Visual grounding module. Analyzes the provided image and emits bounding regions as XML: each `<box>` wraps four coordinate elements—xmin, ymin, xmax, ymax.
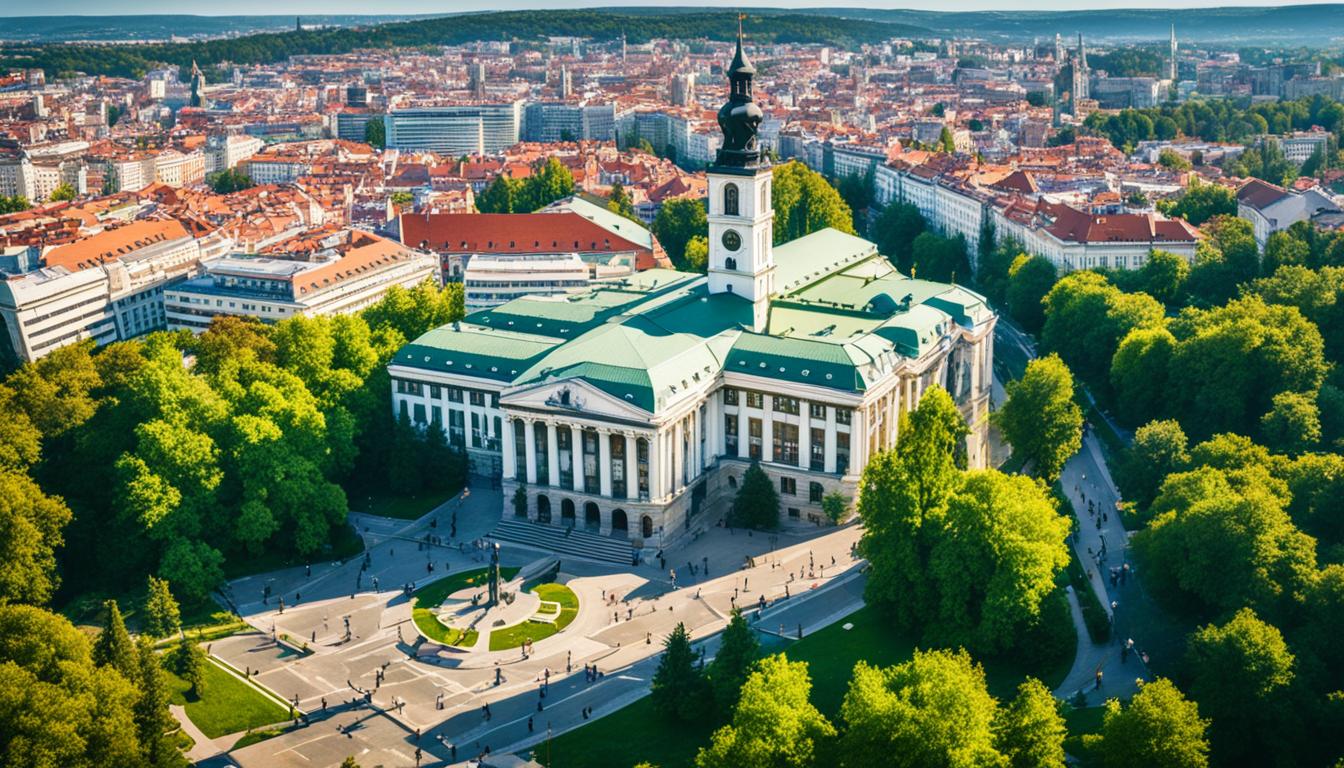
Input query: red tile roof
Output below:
<box><xmin>399</xmin><ymin>212</ymin><xmax>655</xmax><ymax>268</ymax></box>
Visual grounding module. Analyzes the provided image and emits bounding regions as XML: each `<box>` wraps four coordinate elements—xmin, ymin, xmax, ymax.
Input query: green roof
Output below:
<box><xmin>396</xmin><ymin>324</ymin><xmax>559</xmax><ymax>381</ymax></box>
<box><xmin>726</xmin><ymin>331</ymin><xmax>865</xmax><ymax>392</ymax></box>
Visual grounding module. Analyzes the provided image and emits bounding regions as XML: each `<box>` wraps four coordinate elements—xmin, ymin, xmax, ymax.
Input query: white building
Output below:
<box><xmin>1237</xmin><ymin>178</ymin><xmax>1341</xmax><ymax>247</ymax></box>
<box><xmin>463</xmin><ymin>253</ymin><xmax>590</xmax><ymax>308</ymax></box>
<box><xmin>206</xmin><ymin>134</ymin><xmax>265</xmax><ymax>173</ymax></box>
<box><xmin>164</xmin><ymin>230</ymin><xmax>439</xmax><ymax>330</ymax></box>
<box><xmin>0</xmin><ymin>218</ymin><xmax>223</xmax><ymax>361</ymax></box>
<box><xmin>387</xmin><ymin>33</ymin><xmax>996</xmax><ymax>553</ymax></box>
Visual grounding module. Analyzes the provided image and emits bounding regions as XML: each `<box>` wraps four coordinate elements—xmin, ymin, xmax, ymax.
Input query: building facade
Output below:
<box><xmin>384</xmin><ymin>102</ymin><xmax>524</xmax><ymax>155</ymax></box>
<box><xmin>386</xmin><ymin>31</ymin><xmax>996</xmax><ymax>555</ymax></box>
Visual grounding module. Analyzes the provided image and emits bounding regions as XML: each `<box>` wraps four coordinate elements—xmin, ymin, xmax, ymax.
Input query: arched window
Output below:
<box><xmin>725</xmin><ymin>256</ymin><xmax>737</xmax><ymax>271</ymax></box>
<box><xmin>723</xmin><ymin>183</ymin><xmax>739</xmax><ymax>216</ymax></box>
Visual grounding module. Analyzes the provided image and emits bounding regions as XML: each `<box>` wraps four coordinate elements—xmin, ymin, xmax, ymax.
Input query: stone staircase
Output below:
<box><xmin>489</xmin><ymin>519</ymin><xmax>635</xmax><ymax>565</ymax></box>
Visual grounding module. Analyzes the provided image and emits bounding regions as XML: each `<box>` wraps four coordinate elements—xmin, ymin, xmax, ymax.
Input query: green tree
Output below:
<box><xmin>1115</xmin><ymin>419</ymin><xmax>1190</xmax><ymax>514</ymax></box>
<box><xmin>134</xmin><ymin>638</ymin><xmax>178</xmax><ymax>768</ymax></box>
<box><xmin>1042</xmin><ymin>271</ymin><xmax>1165</xmax><ymax>396</ymax></box>
<box><xmin>207</xmin><ymin>167</ymin><xmax>254</xmax><ymax>194</ymax></box>
<box><xmin>696</xmin><ymin>654</ymin><xmax>834</xmax><ymax>768</ymax></box>
<box><xmin>684</xmin><ymin>235</ymin><xmax>709</xmax><ymax>272</ymax></box>
<box><xmin>390</xmin><ymin>190</ymin><xmax>413</xmax><ymax>207</ymax></box>
<box><xmin>0</xmin><ymin>604</ymin><xmax>144</xmax><ymax>768</ymax></box>
<box><xmin>1140</xmin><ymin>249</ymin><xmax>1190</xmax><ymax>306</ymax></box>
<box><xmin>0</xmin><ymin>195</ymin><xmax>32</xmax><ymax>214</ymax></box>
<box><xmin>1135</xmin><ymin>473</ymin><xmax>1316</xmax><ymax>620</ymax></box>
<box><xmin>1261</xmin><ymin>231</ymin><xmax>1311</xmax><ymax>274</ymax></box>
<box><xmin>1166</xmin><ymin>295</ymin><xmax>1327</xmax><ymax>440</ymax></box>
<box><xmin>48</xmin><ymin>182</ymin><xmax>76</xmax><ymax>202</ymax></box>
<box><xmin>1089</xmin><ymin>678</ymin><xmax>1209</xmax><ymax>768</ymax></box>
<box><xmin>1110</xmin><ymin>326</ymin><xmax>1176</xmax><ymax>428</ymax></box>
<box><xmin>930</xmin><ymin>470</ymin><xmax>1070</xmax><ymax>651</ymax></box>
<box><xmin>835</xmin><ymin>167</ymin><xmax>875</xmax><ymax>233</ymax></box>
<box><xmin>995</xmin><ymin>678</ymin><xmax>1066</xmax><ymax>768</ymax></box>
<box><xmin>652</xmin><ymin>197</ymin><xmax>707</xmax><ymax>269</ymax></box>
<box><xmin>873</xmin><ymin>202</ymin><xmax>925</xmax><ymax>274</ymax></box>
<box><xmin>516</xmin><ymin>157</ymin><xmax>574</xmax><ymax>212</ymax></box>
<box><xmin>339</xmin><ymin>758</ymin><xmax>361</xmax><ymax>768</ymax></box>
<box><xmin>1261</xmin><ymin>390</ymin><xmax>1321</xmax><ymax>456</ymax></box>
<box><xmin>5</xmin><ymin>341</ymin><xmax>102</xmax><ymax>438</ymax></box>
<box><xmin>707</xmin><ymin>609</ymin><xmax>759</xmax><ymax>716</ymax></box>
<box><xmin>728</xmin><ymin>462</ymin><xmax>779</xmax><ymax>529</ymax></box>
<box><xmin>911</xmin><ymin>232</ymin><xmax>969</xmax><ymax>283</ymax></box>
<box><xmin>92</xmin><ymin>599</ymin><xmax>138</xmax><ymax>680</ymax></box>
<box><xmin>1166</xmin><ymin>179</ymin><xmax>1235</xmax><ymax>226</ymax></box>
<box><xmin>476</xmin><ymin>173</ymin><xmax>522</xmax><ymax>213</ymax></box>
<box><xmin>171</xmin><ymin>633</ymin><xmax>207</xmax><ymax>697</ymax></box>
<box><xmin>1186</xmin><ymin>608</ymin><xmax>1297</xmax><ymax>766</ymax></box>
<box><xmin>363</xmin><ymin>117</ymin><xmax>385</xmax><ymax>149</ymax></box>
<box><xmin>157</xmin><ymin>539</ymin><xmax>224</xmax><ymax>604</ymax></box>
<box><xmin>994</xmin><ymin>355</ymin><xmax>1082</xmax><ymax>482</ymax></box>
<box><xmin>859</xmin><ymin>386</ymin><xmax>967</xmax><ymax>630</ymax></box>
<box><xmin>1005</xmin><ymin>254</ymin><xmax>1056</xmax><ymax>334</ymax></box>
<box><xmin>821</xmin><ymin>491</ymin><xmax>848</xmax><ymax>524</ymax></box>
<box><xmin>770</xmin><ymin>161</ymin><xmax>855</xmax><ymax>245</ymax></box>
<box><xmin>651</xmin><ymin>622</ymin><xmax>704</xmax><ymax>722</ymax></box>
<box><xmin>1158</xmin><ymin>148</ymin><xmax>1193</xmax><ymax>171</ymax></box>
<box><xmin>938</xmin><ymin>125</ymin><xmax>957</xmax><ymax>153</ymax></box>
<box><xmin>0</xmin><ymin>471</ymin><xmax>72</xmax><ymax>606</ymax></box>
<box><xmin>143</xmin><ymin>575</ymin><xmax>181</xmax><ymax>637</ymax></box>
<box><xmin>975</xmin><ymin>238</ymin><xmax>1022</xmax><ymax>307</ymax></box>
<box><xmin>838</xmin><ymin>650</ymin><xmax>1004</xmax><ymax>768</ymax></box>
<box><xmin>606</xmin><ymin>180</ymin><xmax>640</xmax><ymax>222</ymax></box>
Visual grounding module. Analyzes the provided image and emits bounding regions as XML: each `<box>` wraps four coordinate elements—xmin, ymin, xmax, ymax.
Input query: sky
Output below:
<box><xmin>3</xmin><ymin>0</ymin><xmax>1342</xmax><ymax>17</ymax></box>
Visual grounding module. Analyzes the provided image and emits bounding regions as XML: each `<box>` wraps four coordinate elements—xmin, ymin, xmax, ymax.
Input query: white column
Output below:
<box><xmin>571</xmin><ymin>427</ymin><xmax>584</xmax><ymax>492</ymax></box>
<box><xmin>546</xmin><ymin>422</ymin><xmax>560</xmax><ymax>488</ymax></box>
<box><xmin>824</xmin><ymin>407</ymin><xmax>837</xmax><ymax>474</ymax></box>
<box><xmin>523</xmin><ymin>419</ymin><xmax>537</xmax><ymax>485</ymax></box>
<box><xmin>799</xmin><ymin>399</ymin><xmax>812</xmax><ymax>470</ymax></box>
<box><xmin>672</xmin><ymin>420</ymin><xmax>684</xmax><ymax>492</ymax></box>
<box><xmin>737</xmin><ymin>404</ymin><xmax>749</xmax><ymax>459</ymax></box>
<box><xmin>690</xmin><ymin>408</ymin><xmax>701</xmax><ymax>479</ymax></box>
<box><xmin>851</xmin><ymin>408</ymin><xmax>867</xmax><ymax>473</ymax></box>
<box><xmin>502</xmin><ymin>416</ymin><xmax>517</xmax><ymax>480</ymax></box>
<box><xmin>598</xmin><ymin>430</ymin><xmax>612</xmax><ymax>497</ymax></box>
<box><xmin>761</xmin><ymin>397</ymin><xmax>774</xmax><ymax>463</ymax></box>
<box><xmin>649</xmin><ymin>430</ymin><xmax>661</xmax><ymax>500</ymax></box>
<box><xmin>625</xmin><ymin>433</ymin><xmax>637</xmax><ymax>500</ymax></box>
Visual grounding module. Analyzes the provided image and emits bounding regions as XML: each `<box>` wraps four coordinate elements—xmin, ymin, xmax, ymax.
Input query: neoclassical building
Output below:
<box><xmin>387</xmin><ymin>32</ymin><xmax>996</xmax><ymax>552</ymax></box>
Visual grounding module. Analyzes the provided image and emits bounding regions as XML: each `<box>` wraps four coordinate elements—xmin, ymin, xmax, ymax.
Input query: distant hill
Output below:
<box><xmin>796</xmin><ymin>5</ymin><xmax>1344</xmax><ymax>45</ymax></box>
<box><xmin>0</xmin><ymin>14</ymin><xmax>447</xmax><ymax>43</ymax></box>
<box><xmin>0</xmin><ymin>10</ymin><xmax>932</xmax><ymax>80</ymax></box>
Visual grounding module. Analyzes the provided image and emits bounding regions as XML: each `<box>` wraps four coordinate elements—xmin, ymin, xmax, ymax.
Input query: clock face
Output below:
<box><xmin>722</xmin><ymin>229</ymin><xmax>742</xmax><ymax>251</ymax></box>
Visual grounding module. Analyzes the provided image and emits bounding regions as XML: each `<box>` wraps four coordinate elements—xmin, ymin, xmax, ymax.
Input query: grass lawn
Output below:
<box><xmin>542</xmin><ymin>601</ymin><xmax>1075</xmax><ymax>768</ymax></box>
<box><xmin>231</xmin><ymin>727</ymin><xmax>285</xmax><ymax>750</ymax></box>
<box><xmin>488</xmin><ymin>583</ymin><xmax>579</xmax><ymax>651</ymax></box>
<box><xmin>165</xmin><ymin>659</ymin><xmax>290</xmax><ymax>738</ymax></box>
<box><xmin>357</xmin><ymin>487</ymin><xmax>462</xmax><ymax>520</ymax></box>
<box><xmin>411</xmin><ymin>566</ymin><xmax>520</xmax><ymax>647</ymax></box>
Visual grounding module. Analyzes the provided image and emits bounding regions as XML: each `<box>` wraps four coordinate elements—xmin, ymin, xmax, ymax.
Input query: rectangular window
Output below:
<box><xmin>413</xmin><ymin>403</ymin><xmax>426</xmax><ymax>424</ymax></box>
<box><xmin>836</xmin><ymin>408</ymin><xmax>852</xmax><ymax>426</ymax></box>
<box><xmin>773</xmin><ymin>421</ymin><xmax>799</xmax><ymax>466</ymax></box>
<box><xmin>469</xmin><ymin>391</ymin><xmax>485</xmax><ymax>406</ymax></box>
<box><xmin>471</xmin><ymin>413</ymin><xmax>482</xmax><ymax>448</ymax></box>
<box><xmin>430</xmin><ymin>384</ymin><xmax>442</xmax><ymax>399</ymax></box>
<box><xmin>448</xmin><ymin>388</ymin><xmax>463</xmax><ymax>402</ymax></box>
<box><xmin>810</xmin><ymin>428</ymin><xmax>825</xmax><ymax>471</ymax></box>
<box><xmin>809</xmin><ymin>402</ymin><xmax>826</xmax><ymax>420</ymax></box>
<box><xmin>745</xmin><ymin>391</ymin><xmax>764</xmax><ymax>409</ymax></box>
<box><xmin>809</xmin><ymin>482</ymin><xmax>824</xmax><ymax>503</ymax></box>
<box><xmin>431</xmin><ymin>405</ymin><xmax>442</xmax><ymax>426</ymax></box>
<box><xmin>836</xmin><ymin>432</ymin><xmax>850</xmax><ymax>475</ymax></box>
<box><xmin>449</xmin><ymin>409</ymin><xmax>465</xmax><ymax>447</ymax></box>
<box><xmin>725</xmin><ymin>414</ymin><xmax>739</xmax><ymax>455</ymax></box>
<box><xmin>788</xmin><ymin>507</ymin><xmax>801</xmax><ymax>518</ymax></box>
<box><xmin>748</xmin><ymin>418</ymin><xmax>763</xmax><ymax>460</ymax></box>
<box><xmin>723</xmin><ymin>388</ymin><xmax>739</xmax><ymax>406</ymax></box>
<box><xmin>773</xmin><ymin>396</ymin><xmax>799</xmax><ymax>415</ymax></box>
<box><xmin>780</xmin><ymin>476</ymin><xmax>796</xmax><ymax>495</ymax></box>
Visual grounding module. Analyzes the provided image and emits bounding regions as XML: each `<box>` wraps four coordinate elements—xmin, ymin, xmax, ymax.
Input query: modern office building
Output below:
<box><xmin>384</xmin><ymin>102</ymin><xmax>524</xmax><ymax>155</ymax></box>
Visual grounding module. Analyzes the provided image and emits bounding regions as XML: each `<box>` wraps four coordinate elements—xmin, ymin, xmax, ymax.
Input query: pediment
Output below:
<box><xmin>501</xmin><ymin>377</ymin><xmax>652</xmax><ymax>421</ymax></box>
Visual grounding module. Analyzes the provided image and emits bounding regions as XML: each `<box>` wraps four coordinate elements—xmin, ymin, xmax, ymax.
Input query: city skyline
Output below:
<box><xmin>4</xmin><ymin>0</ymin><xmax>1342</xmax><ymax>17</ymax></box>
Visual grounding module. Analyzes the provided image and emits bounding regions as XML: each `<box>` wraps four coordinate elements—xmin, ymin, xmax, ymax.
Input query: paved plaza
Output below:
<box><xmin>197</xmin><ymin>477</ymin><xmax>865</xmax><ymax>767</ymax></box>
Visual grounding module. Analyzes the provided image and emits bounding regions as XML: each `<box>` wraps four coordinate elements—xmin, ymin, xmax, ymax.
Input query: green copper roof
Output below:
<box><xmin>396</xmin><ymin>324</ymin><xmax>559</xmax><ymax>381</ymax></box>
<box><xmin>726</xmin><ymin>331</ymin><xmax>865</xmax><ymax>392</ymax></box>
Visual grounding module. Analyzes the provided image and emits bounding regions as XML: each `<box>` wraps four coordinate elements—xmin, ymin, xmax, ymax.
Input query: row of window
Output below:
<box><xmin>723</xmin><ymin>389</ymin><xmax>852</xmax><ymax>424</ymax></box>
<box><xmin>725</xmin><ymin>415</ymin><xmax>851</xmax><ymax>474</ymax></box>
<box><xmin>394</xmin><ymin>379</ymin><xmax>493</xmax><ymax>407</ymax></box>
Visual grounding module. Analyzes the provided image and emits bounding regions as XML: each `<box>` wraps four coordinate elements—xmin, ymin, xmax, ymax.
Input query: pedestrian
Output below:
<box><xmin>528</xmin><ymin>716</ymin><xmax>534</xmax><ymax>733</ymax></box>
<box><xmin>1095</xmin><ymin>669</ymin><xmax>1103</xmax><ymax>690</ymax></box>
<box><xmin>537</xmin><ymin>700</ymin><xmax>543</xmax><ymax>712</ymax></box>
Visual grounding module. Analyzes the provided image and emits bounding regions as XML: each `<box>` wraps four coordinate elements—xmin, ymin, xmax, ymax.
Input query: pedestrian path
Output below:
<box><xmin>1053</xmin><ymin>587</ymin><xmax>1140</xmax><ymax>706</ymax></box>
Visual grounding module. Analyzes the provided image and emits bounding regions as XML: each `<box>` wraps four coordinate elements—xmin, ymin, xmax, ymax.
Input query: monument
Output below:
<box><xmin>488</xmin><ymin>541</ymin><xmax>501</xmax><ymax>605</ymax></box>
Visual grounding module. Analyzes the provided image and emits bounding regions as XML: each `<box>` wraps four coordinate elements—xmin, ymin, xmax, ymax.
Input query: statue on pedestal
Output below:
<box><xmin>488</xmin><ymin>542</ymin><xmax>501</xmax><ymax>606</ymax></box>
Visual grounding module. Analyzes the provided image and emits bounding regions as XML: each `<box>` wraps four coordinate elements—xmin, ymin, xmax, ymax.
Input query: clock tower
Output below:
<box><xmin>707</xmin><ymin>24</ymin><xmax>774</xmax><ymax>333</ymax></box>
